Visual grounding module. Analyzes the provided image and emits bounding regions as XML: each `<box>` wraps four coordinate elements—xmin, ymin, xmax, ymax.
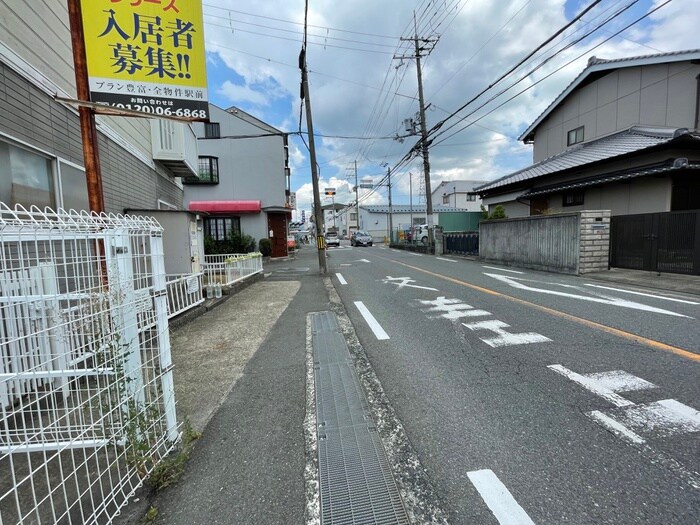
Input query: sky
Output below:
<box><xmin>199</xmin><ymin>0</ymin><xmax>700</xmax><ymax>221</ymax></box>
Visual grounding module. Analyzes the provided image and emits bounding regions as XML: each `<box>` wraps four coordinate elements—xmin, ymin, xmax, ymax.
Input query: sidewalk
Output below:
<box><xmin>117</xmin><ymin>248</ymin><xmax>325</xmax><ymax>525</ymax></box>
<box><xmin>584</xmin><ymin>267</ymin><xmax>700</xmax><ymax>296</ymax></box>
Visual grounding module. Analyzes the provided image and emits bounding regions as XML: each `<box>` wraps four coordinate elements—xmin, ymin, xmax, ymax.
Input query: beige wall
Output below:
<box><xmin>533</xmin><ymin>61</ymin><xmax>700</xmax><ymax>162</ymax></box>
<box><xmin>0</xmin><ymin>1</ymin><xmax>152</xmax><ymax>160</ymax></box>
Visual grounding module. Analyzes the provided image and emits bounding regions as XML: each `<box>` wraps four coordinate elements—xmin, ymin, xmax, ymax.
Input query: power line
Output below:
<box><xmin>431</xmin><ymin>0</ymin><xmax>675</xmax><ymax>147</ymax></box>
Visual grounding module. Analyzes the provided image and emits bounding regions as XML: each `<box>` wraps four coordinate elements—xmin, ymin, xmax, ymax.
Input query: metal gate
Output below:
<box><xmin>610</xmin><ymin>210</ymin><xmax>700</xmax><ymax>275</ymax></box>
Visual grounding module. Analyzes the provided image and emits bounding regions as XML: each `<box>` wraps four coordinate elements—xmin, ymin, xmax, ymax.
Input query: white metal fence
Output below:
<box><xmin>166</xmin><ymin>272</ymin><xmax>204</xmax><ymax>319</ymax></box>
<box><xmin>202</xmin><ymin>253</ymin><xmax>263</xmax><ymax>287</ymax></box>
<box><xmin>0</xmin><ymin>204</ymin><xmax>178</xmax><ymax>524</ymax></box>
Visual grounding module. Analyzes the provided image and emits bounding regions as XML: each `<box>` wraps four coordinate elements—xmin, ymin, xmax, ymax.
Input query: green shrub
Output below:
<box><xmin>204</xmin><ymin>232</ymin><xmax>256</xmax><ymax>254</ymax></box>
<box><xmin>259</xmin><ymin>238</ymin><xmax>272</xmax><ymax>256</ymax></box>
<box><xmin>481</xmin><ymin>204</ymin><xmax>507</xmax><ymax>220</ymax></box>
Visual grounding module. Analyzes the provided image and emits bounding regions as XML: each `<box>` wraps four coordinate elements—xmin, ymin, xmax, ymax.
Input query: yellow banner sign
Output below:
<box><xmin>81</xmin><ymin>0</ymin><xmax>209</xmax><ymax>120</ymax></box>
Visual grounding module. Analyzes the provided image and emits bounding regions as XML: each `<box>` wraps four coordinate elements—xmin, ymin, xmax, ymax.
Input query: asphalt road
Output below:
<box><xmin>325</xmin><ymin>243</ymin><xmax>700</xmax><ymax>524</ymax></box>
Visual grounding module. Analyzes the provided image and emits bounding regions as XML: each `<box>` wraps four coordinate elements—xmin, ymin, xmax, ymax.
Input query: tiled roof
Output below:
<box><xmin>475</xmin><ymin>127</ymin><xmax>697</xmax><ymax>193</ymax></box>
<box><xmin>361</xmin><ymin>205</ymin><xmax>468</xmax><ymax>213</ymax></box>
<box><xmin>522</xmin><ymin>160</ymin><xmax>700</xmax><ymax>198</ymax></box>
<box><xmin>519</xmin><ymin>49</ymin><xmax>700</xmax><ymax>142</ymax></box>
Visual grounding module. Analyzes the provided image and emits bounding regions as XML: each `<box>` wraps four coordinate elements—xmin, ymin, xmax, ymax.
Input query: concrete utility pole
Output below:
<box><xmin>354</xmin><ymin>160</ymin><xmax>359</xmax><ymax>230</ymax></box>
<box><xmin>299</xmin><ymin>47</ymin><xmax>327</xmax><ymax>274</ymax></box>
<box><xmin>387</xmin><ymin>166</ymin><xmax>393</xmax><ymax>243</ymax></box>
<box><xmin>397</xmin><ymin>14</ymin><xmax>438</xmax><ymax>248</ymax></box>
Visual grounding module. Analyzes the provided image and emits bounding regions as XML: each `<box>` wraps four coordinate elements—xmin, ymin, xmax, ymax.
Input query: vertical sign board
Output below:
<box><xmin>81</xmin><ymin>0</ymin><xmax>209</xmax><ymax>120</ymax></box>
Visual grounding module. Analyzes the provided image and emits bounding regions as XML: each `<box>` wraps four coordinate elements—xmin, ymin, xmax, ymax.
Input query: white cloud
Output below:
<box><xmin>202</xmin><ymin>0</ymin><xmax>699</xmax><ymax>209</ymax></box>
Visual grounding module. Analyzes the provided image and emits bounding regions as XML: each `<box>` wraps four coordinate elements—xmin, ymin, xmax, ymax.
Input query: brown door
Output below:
<box><xmin>268</xmin><ymin>213</ymin><xmax>288</xmax><ymax>257</ymax></box>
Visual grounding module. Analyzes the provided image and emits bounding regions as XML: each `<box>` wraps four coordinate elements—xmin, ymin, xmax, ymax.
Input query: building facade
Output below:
<box><xmin>0</xmin><ymin>2</ymin><xmax>196</xmax><ymax>214</ymax></box>
<box><xmin>185</xmin><ymin>104</ymin><xmax>292</xmax><ymax>257</ymax></box>
<box><xmin>431</xmin><ymin>180</ymin><xmax>489</xmax><ymax>212</ymax></box>
<box><xmin>477</xmin><ymin>50</ymin><xmax>700</xmax><ymax>218</ymax></box>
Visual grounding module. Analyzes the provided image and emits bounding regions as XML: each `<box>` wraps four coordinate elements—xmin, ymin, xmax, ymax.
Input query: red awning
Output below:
<box><xmin>188</xmin><ymin>200</ymin><xmax>262</xmax><ymax>214</ymax></box>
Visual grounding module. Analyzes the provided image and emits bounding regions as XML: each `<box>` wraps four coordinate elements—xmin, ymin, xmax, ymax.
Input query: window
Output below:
<box><xmin>466</xmin><ymin>194</ymin><xmax>477</xmax><ymax>201</ymax></box>
<box><xmin>204</xmin><ymin>217</ymin><xmax>240</xmax><ymax>241</ymax></box>
<box><xmin>205</xmin><ymin>122</ymin><xmax>220</xmax><ymax>138</ymax></box>
<box><xmin>185</xmin><ymin>156</ymin><xmax>219</xmax><ymax>184</ymax></box>
<box><xmin>567</xmin><ymin>126</ymin><xmax>584</xmax><ymax>146</ymax></box>
<box><xmin>59</xmin><ymin>161</ymin><xmax>89</xmax><ymax>211</ymax></box>
<box><xmin>562</xmin><ymin>190</ymin><xmax>584</xmax><ymax>207</ymax></box>
<box><xmin>0</xmin><ymin>141</ymin><xmax>55</xmax><ymax>208</ymax></box>
<box><xmin>350</xmin><ymin>212</ymin><xmax>358</xmax><ymax>221</ymax></box>
<box><xmin>442</xmin><ymin>194</ymin><xmax>449</xmax><ymax>204</ymax></box>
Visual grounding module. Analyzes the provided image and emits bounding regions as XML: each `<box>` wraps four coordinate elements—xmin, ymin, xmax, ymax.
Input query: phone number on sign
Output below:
<box><xmin>108</xmin><ymin>103</ymin><xmax>207</xmax><ymax>119</ymax></box>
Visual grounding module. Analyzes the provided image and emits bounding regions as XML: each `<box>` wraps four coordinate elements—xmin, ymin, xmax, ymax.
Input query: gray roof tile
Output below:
<box><xmin>476</xmin><ymin>127</ymin><xmax>696</xmax><ymax>193</ymax></box>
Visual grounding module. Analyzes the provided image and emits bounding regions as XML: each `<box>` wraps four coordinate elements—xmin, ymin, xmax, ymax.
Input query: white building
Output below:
<box><xmin>431</xmin><ymin>180</ymin><xmax>489</xmax><ymax>212</ymax></box>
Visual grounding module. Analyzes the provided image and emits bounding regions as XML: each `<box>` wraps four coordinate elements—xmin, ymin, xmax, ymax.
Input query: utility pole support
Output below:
<box><xmin>300</xmin><ymin>48</ymin><xmax>327</xmax><ymax>274</ymax></box>
<box><xmin>67</xmin><ymin>0</ymin><xmax>104</xmax><ymax>215</ymax></box>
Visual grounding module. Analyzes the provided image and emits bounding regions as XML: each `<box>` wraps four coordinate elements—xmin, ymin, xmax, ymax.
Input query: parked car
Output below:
<box><xmin>325</xmin><ymin>231</ymin><xmax>340</xmax><ymax>247</ymax></box>
<box><xmin>350</xmin><ymin>230</ymin><xmax>373</xmax><ymax>246</ymax></box>
<box><xmin>412</xmin><ymin>224</ymin><xmax>429</xmax><ymax>244</ymax></box>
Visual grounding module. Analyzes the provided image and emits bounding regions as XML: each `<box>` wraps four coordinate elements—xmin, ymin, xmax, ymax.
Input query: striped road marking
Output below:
<box><xmin>467</xmin><ymin>469</ymin><xmax>536</xmax><ymax>525</ymax></box>
<box><xmin>335</xmin><ymin>273</ymin><xmax>347</xmax><ymax>285</ymax></box>
<box><xmin>547</xmin><ymin>365</ymin><xmax>652</xmax><ymax>407</ymax></box>
<box><xmin>354</xmin><ymin>301</ymin><xmax>390</xmax><ymax>340</ymax></box>
<box><xmin>584</xmin><ymin>284</ymin><xmax>700</xmax><ymax>305</ymax></box>
<box><xmin>436</xmin><ymin>257</ymin><xmax>457</xmax><ymax>263</ymax></box>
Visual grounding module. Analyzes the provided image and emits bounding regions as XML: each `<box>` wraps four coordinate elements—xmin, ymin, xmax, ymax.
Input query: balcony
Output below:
<box><xmin>150</xmin><ymin>119</ymin><xmax>198</xmax><ymax>177</ymax></box>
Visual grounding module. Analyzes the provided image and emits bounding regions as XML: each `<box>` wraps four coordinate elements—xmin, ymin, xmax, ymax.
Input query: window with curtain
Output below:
<box><xmin>0</xmin><ymin>141</ymin><xmax>55</xmax><ymax>208</ymax></box>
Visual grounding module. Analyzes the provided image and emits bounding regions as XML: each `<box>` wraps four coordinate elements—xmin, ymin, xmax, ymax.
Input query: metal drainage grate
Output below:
<box><xmin>311</xmin><ymin>312</ymin><xmax>409</xmax><ymax>525</ymax></box>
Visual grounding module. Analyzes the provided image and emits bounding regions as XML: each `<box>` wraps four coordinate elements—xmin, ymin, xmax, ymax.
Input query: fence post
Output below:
<box><xmin>150</xmin><ymin>231</ymin><xmax>178</xmax><ymax>443</ymax></box>
<box><xmin>39</xmin><ymin>262</ymin><xmax>71</xmax><ymax>398</ymax></box>
<box><xmin>105</xmin><ymin>229</ymin><xmax>145</xmax><ymax>406</ymax></box>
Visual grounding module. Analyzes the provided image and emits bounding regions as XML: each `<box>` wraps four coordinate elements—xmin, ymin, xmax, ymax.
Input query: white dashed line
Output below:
<box><xmin>335</xmin><ymin>273</ymin><xmax>347</xmax><ymax>285</ymax></box>
<box><xmin>584</xmin><ymin>284</ymin><xmax>700</xmax><ymax>305</ymax></box>
<box><xmin>354</xmin><ymin>301</ymin><xmax>390</xmax><ymax>340</ymax></box>
<box><xmin>482</xmin><ymin>266</ymin><xmax>524</xmax><ymax>274</ymax></box>
<box><xmin>467</xmin><ymin>469</ymin><xmax>536</xmax><ymax>525</ymax></box>
<box><xmin>409</xmin><ymin>252</ymin><xmax>423</xmax><ymax>256</ymax></box>
<box><xmin>436</xmin><ymin>257</ymin><xmax>456</xmax><ymax>263</ymax></box>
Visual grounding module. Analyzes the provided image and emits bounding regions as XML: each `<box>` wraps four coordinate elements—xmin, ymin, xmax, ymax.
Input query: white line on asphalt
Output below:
<box><xmin>467</xmin><ymin>469</ymin><xmax>536</xmax><ymax>525</ymax></box>
<box><xmin>335</xmin><ymin>273</ymin><xmax>347</xmax><ymax>285</ymax></box>
<box><xmin>588</xmin><ymin>410</ymin><xmax>646</xmax><ymax>444</ymax></box>
<box><xmin>409</xmin><ymin>252</ymin><xmax>423</xmax><ymax>256</ymax></box>
<box><xmin>463</xmin><ymin>320</ymin><xmax>551</xmax><ymax>348</ymax></box>
<box><xmin>483</xmin><ymin>273</ymin><xmax>690</xmax><ymax>318</ymax></box>
<box><xmin>482</xmin><ymin>266</ymin><xmax>524</xmax><ymax>274</ymax></box>
<box><xmin>436</xmin><ymin>257</ymin><xmax>457</xmax><ymax>263</ymax></box>
<box><xmin>354</xmin><ymin>301</ymin><xmax>390</xmax><ymax>340</ymax></box>
<box><xmin>548</xmin><ymin>365</ymin><xmax>635</xmax><ymax>407</ymax></box>
<box><xmin>584</xmin><ymin>284</ymin><xmax>700</xmax><ymax>305</ymax></box>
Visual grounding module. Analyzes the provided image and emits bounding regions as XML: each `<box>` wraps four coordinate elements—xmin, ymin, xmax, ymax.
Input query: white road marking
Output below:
<box><xmin>467</xmin><ymin>469</ymin><xmax>536</xmax><ymax>525</ymax></box>
<box><xmin>482</xmin><ymin>266</ymin><xmax>524</xmax><ymax>274</ymax></box>
<box><xmin>418</xmin><ymin>297</ymin><xmax>491</xmax><ymax>320</ymax></box>
<box><xmin>436</xmin><ymin>257</ymin><xmax>457</xmax><ymax>263</ymax></box>
<box><xmin>382</xmin><ymin>276</ymin><xmax>438</xmax><ymax>291</ymax></box>
<box><xmin>484</xmin><ymin>273</ymin><xmax>690</xmax><ymax>318</ymax></box>
<box><xmin>589</xmin><ymin>410</ymin><xmax>646</xmax><ymax>444</ymax></box>
<box><xmin>585</xmin><ymin>370</ymin><xmax>657</xmax><ymax>393</ymax></box>
<box><xmin>340</xmin><ymin>264</ymin><xmax>352</xmax><ymax>267</ymax></box>
<box><xmin>608</xmin><ymin>399</ymin><xmax>700</xmax><ymax>439</ymax></box>
<box><xmin>409</xmin><ymin>252</ymin><xmax>423</xmax><ymax>257</ymax></box>
<box><xmin>584</xmin><ymin>284</ymin><xmax>700</xmax><ymax>305</ymax></box>
<box><xmin>335</xmin><ymin>273</ymin><xmax>347</xmax><ymax>285</ymax></box>
<box><xmin>547</xmin><ymin>365</ymin><xmax>638</xmax><ymax>407</ymax></box>
<box><xmin>354</xmin><ymin>301</ymin><xmax>390</xmax><ymax>340</ymax></box>
<box><xmin>463</xmin><ymin>320</ymin><xmax>550</xmax><ymax>348</ymax></box>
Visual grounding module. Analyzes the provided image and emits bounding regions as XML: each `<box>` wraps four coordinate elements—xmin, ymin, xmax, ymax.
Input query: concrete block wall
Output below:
<box><xmin>578</xmin><ymin>210</ymin><xmax>611</xmax><ymax>274</ymax></box>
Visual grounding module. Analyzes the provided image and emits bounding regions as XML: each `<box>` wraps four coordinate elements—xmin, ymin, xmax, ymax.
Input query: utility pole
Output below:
<box><xmin>354</xmin><ymin>160</ymin><xmax>359</xmax><ymax>232</ymax></box>
<box><xmin>387</xmin><ymin>166</ymin><xmax>393</xmax><ymax>243</ymax></box>
<box><xmin>397</xmin><ymin>14</ymin><xmax>438</xmax><ymax>249</ymax></box>
<box><xmin>409</xmin><ymin>172</ymin><xmax>414</xmax><ymax>238</ymax></box>
<box><xmin>67</xmin><ymin>0</ymin><xmax>104</xmax><ymax>215</ymax></box>
<box><xmin>299</xmin><ymin>46</ymin><xmax>327</xmax><ymax>274</ymax></box>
